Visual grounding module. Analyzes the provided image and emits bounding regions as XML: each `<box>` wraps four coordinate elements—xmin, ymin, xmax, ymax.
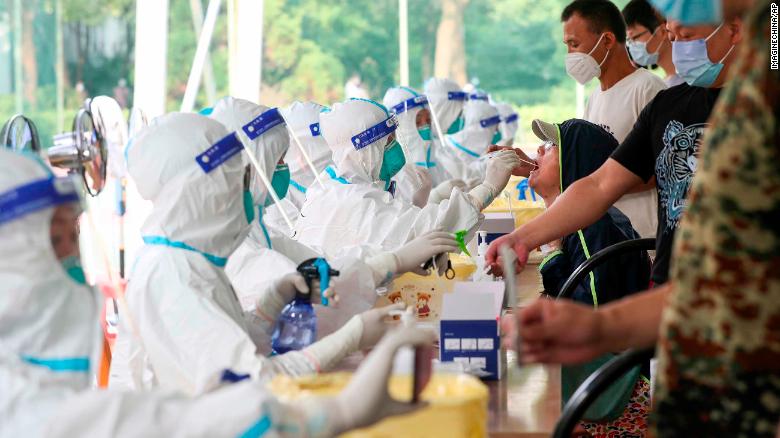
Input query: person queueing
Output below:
<box><xmin>527</xmin><ymin>118</ymin><xmax>652</xmax><ymax>435</ymax></box>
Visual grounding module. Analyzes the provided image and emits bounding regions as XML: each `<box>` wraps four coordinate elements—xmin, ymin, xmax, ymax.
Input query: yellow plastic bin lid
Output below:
<box><xmin>267</xmin><ymin>372</ymin><xmax>489</xmax><ymax>438</ymax></box>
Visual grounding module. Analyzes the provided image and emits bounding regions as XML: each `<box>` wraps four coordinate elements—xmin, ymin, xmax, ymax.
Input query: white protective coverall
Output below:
<box><xmin>294</xmin><ymin>98</ymin><xmax>520</xmax><ymax>258</ymax></box>
<box><xmin>494</xmin><ymin>102</ymin><xmax>520</xmax><ymax>147</ymax></box>
<box><xmin>214</xmin><ymin>97</ymin><xmax>450</xmax><ymax>337</ymax></box>
<box><xmin>262</xmin><ymin>102</ymin><xmax>333</xmax><ymax>233</ymax></box>
<box><xmin>444</xmin><ymin>99</ymin><xmax>501</xmax><ymax>177</ymax></box>
<box><xmin>109</xmin><ymin>113</ymin><xmax>385</xmax><ymax>396</ymax></box>
<box><xmin>382</xmin><ymin>86</ymin><xmax>439</xmax><ymax>207</ymax></box>
<box><xmin>280</xmin><ymin>101</ymin><xmax>333</xmax><ymax>210</ymax></box>
<box><xmin>423</xmin><ymin>78</ymin><xmax>483</xmax><ymax>184</ymax></box>
<box><xmin>0</xmin><ymin>148</ymin><xmax>352</xmax><ymax>438</ymax></box>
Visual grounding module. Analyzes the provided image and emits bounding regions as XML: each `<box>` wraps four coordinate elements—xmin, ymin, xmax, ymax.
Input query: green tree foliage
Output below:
<box><xmin>3</xmin><ymin>0</ymin><xmax>632</xmax><ymax>149</ymax></box>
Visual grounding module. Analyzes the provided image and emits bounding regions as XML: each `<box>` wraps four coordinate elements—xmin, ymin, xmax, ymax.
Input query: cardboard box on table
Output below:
<box><xmin>439</xmin><ymin>281</ymin><xmax>505</xmax><ymax>380</ymax></box>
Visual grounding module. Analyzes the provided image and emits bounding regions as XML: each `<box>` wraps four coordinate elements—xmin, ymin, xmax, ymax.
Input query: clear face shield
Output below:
<box><xmin>198</xmin><ymin>107</ymin><xmax>296</xmax><ymax>232</ymax></box>
<box><xmin>350</xmin><ymin>113</ymin><xmax>403</xmax><ymax>185</ymax></box>
<box><xmin>0</xmin><ymin>174</ymin><xmax>86</xmax><ymax>283</ymax></box>
<box><xmin>428</xmin><ymin>90</ymin><xmax>467</xmax><ymax>142</ymax></box>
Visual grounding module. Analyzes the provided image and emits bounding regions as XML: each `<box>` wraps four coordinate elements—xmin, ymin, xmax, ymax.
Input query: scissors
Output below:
<box><xmin>422</xmin><ymin>256</ymin><xmax>456</xmax><ymax>280</ymax></box>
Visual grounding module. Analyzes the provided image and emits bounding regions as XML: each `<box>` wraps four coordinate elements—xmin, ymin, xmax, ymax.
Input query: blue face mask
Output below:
<box><xmin>264</xmin><ymin>164</ymin><xmax>291</xmax><ymax>207</ymax></box>
<box><xmin>379</xmin><ymin>140</ymin><xmax>407</xmax><ymax>181</ymax></box>
<box><xmin>447</xmin><ymin>116</ymin><xmax>464</xmax><ymax>135</ymax></box>
<box><xmin>650</xmin><ymin>0</ymin><xmax>722</xmax><ymax>25</ymax></box>
<box><xmin>672</xmin><ymin>24</ymin><xmax>735</xmax><ymax>87</ymax></box>
<box><xmin>491</xmin><ymin>130</ymin><xmax>502</xmax><ymax>145</ymax></box>
<box><xmin>418</xmin><ymin>124</ymin><xmax>432</xmax><ymax>141</ymax></box>
<box><xmin>61</xmin><ymin>255</ymin><xmax>87</xmax><ymax>285</ymax></box>
<box><xmin>627</xmin><ymin>28</ymin><xmax>661</xmax><ymax>67</ymax></box>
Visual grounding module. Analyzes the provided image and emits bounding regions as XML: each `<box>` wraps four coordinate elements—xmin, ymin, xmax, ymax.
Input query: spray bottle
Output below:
<box><xmin>271</xmin><ymin>258</ymin><xmax>340</xmax><ymax>354</ymax></box>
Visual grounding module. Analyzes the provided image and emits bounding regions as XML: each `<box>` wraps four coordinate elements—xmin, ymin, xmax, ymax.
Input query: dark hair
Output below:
<box><xmin>561</xmin><ymin>0</ymin><xmax>627</xmax><ymax>44</ymax></box>
<box><xmin>622</xmin><ymin>0</ymin><xmax>661</xmax><ymax>32</ymax></box>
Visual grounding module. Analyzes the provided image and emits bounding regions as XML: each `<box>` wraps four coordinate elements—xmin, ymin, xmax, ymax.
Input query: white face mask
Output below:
<box><xmin>565</xmin><ymin>33</ymin><xmax>610</xmax><ymax>85</ymax></box>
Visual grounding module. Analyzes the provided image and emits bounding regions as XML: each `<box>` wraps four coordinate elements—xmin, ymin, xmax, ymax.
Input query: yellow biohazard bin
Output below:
<box><xmin>483</xmin><ymin>177</ymin><xmax>546</xmax><ymax>229</ymax></box>
<box><xmin>268</xmin><ymin>372</ymin><xmax>489</xmax><ymax>438</ymax></box>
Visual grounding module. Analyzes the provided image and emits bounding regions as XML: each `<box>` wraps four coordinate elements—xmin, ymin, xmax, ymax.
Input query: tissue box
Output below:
<box><xmin>267</xmin><ymin>372</ymin><xmax>489</xmax><ymax>438</ymax></box>
<box><xmin>439</xmin><ymin>281</ymin><xmax>505</xmax><ymax>380</ymax></box>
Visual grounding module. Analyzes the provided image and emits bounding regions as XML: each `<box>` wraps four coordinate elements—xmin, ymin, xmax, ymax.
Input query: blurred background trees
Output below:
<box><xmin>0</xmin><ymin>0</ymin><xmax>628</xmax><ymax>148</ymax></box>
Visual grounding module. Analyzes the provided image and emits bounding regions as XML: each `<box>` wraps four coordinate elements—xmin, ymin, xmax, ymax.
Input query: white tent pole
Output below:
<box><xmin>189</xmin><ymin>0</ymin><xmax>218</xmax><ymax>105</ymax></box>
<box><xmin>228</xmin><ymin>0</ymin><xmax>263</xmax><ymax>103</ymax></box>
<box><xmin>181</xmin><ymin>0</ymin><xmax>221</xmax><ymax>113</ymax></box>
<box><xmin>398</xmin><ymin>0</ymin><xmax>409</xmax><ymax>86</ymax></box>
<box><xmin>55</xmin><ymin>0</ymin><xmax>64</xmax><ymax>132</ymax></box>
<box><xmin>133</xmin><ymin>0</ymin><xmax>169</xmax><ymax>118</ymax></box>
<box><xmin>12</xmin><ymin>0</ymin><xmax>23</xmax><ymax>113</ymax></box>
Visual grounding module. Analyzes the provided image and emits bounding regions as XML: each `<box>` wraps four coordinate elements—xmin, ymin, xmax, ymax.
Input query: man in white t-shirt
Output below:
<box><xmin>562</xmin><ymin>0</ymin><xmax>665</xmax><ymax>238</ymax></box>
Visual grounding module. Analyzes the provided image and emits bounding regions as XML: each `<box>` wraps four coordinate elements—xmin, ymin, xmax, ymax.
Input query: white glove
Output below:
<box><xmin>252</xmin><ymin>273</ymin><xmax>309</xmax><ymax>322</ymax></box>
<box><xmin>299</xmin><ymin>303</ymin><xmax>402</xmax><ymax>372</ymax></box>
<box><xmin>428</xmin><ymin>179</ymin><xmax>466</xmax><ymax>204</ymax></box>
<box><xmin>465</xmin><ymin>177</ymin><xmax>482</xmax><ymax>190</ymax></box>
<box><xmin>327</xmin><ymin>325</ymin><xmax>437</xmax><ymax>435</ymax></box>
<box><xmin>392</xmin><ymin>230</ymin><xmax>459</xmax><ymax>275</ymax></box>
<box><xmin>468</xmin><ymin>150</ymin><xmax>520</xmax><ymax>210</ymax></box>
<box><xmin>358</xmin><ymin>302</ymin><xmax>405</xmax><ymax>349</ymax></box>
<box><xmin>365</xmin><ymin>230</ymin><xmax>459</xmax><ymax>284</ymax></box>
<box><xmin>451</xmin><ymin>179</ymin><xmax>468</xmax><ymax>191</ymax></box>
<box><xmin>411</xmin><ymin>168</ymin><xmax>433</xmax><ymax>208</ymax></box>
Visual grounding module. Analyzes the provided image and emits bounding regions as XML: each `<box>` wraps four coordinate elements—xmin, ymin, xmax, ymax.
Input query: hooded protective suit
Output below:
<box><xmin>109</xmin><ymin>112</ymin><xmax>376</xmax><ymax>396</ymax></box>
<box><xmin>262</xmin><ymin>101</ymin><xmax>334</xmax><ymax>233</ymax></box>
<box><xmin>0</xmin><ymin>149</ymin><xmax>98</xmax><ymax>406</ymax></box>
<box><xmin>423</xmin><ymin>78</ymin><xmax>484</xmax><ymax>183</ymax></box>
<box><xmin>280</xmin><ymin>101</ymin><xmax>333</xmax><ymax>209</ymax></box>
<box><xmin>0</xmin><ymin>148</ymin><xmax>342</xmax><ymax>438</ymax></box>
<box><xmin>494</xmin><ymin>102</ymin><xmax>519</xmax><ymax>147</ymax></box>
<box><xmin>446</xmin><ymin>100</ymin><xmax>500</xmax><ymax>167</ymax></box>
<box><xmin>381</xmin><ymin>87</ymin><xmax>434</xmax><ymax>206</ymax></box>
<box><xmin>293</xmin><ymin>98</ymin><xmax>520</xmax><ymax>258</ymax></box>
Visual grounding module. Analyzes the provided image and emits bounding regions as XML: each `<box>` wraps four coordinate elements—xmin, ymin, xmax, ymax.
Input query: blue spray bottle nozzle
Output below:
<box><xmin>297</xmin><ymin>258</ymin><xmax>340</xmax><ymax>306</ymax></box>
<box><xmin>516</xmin><ymin>179</ymin><xmax>536</xmax><ymax>201</ymax></box>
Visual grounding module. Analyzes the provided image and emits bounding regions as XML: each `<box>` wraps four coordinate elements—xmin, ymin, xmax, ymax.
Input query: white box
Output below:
<box><xmin>439</xmin><ymin>281</ymin><xmax>505</xmax><ymax>380</ymax></box>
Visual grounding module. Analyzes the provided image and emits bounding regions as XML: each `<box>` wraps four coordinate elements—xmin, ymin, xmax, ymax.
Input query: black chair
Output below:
<box><xmin>553</xmin><ymin>347</ymin><xmax>656</xmax><ymax>438</ymax></box>
<box><xmin>556</xmin><ymin>238</ymin><xmax>656</xmax><ymax>300</ymax></box>
<box><xmin>552</xmin><ymin>237</ymin><xmax>656</xmax><ymax>436</ymax></box>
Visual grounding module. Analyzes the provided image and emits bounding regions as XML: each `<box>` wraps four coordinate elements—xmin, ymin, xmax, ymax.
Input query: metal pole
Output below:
<box><xmin>12</xmin><ymin>0</ymin><xmax>22</xmax><ymax>113</ymax></box>
<box><xmin>55</xmin><ymin>0</ymin><xmax>64</xmax><ymax>132</ymax></box>
<box><xmin>189</xmin><ymin>0</ymin><xmax>218</xmax><ymax>105</ymax></box>
<box><xmin>398</xmin><ymin>0</ymin><xmax>409</xmax><ymax>86</ymax></box>
<box><xmin>181</xmin><ymin>0</ymin><xmax>221</xmax><ymax>113</ymax></box>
